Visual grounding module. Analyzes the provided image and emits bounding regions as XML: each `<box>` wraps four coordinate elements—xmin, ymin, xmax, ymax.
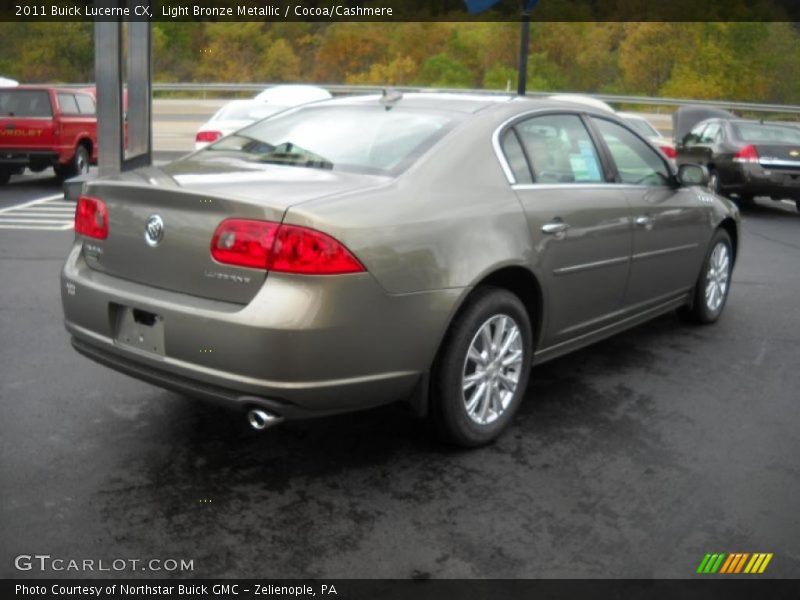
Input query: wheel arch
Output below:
<box><xmin>409</xmin><ymin>264</ymin><xmax>544</xmax><ymax>418</ymax></box>
<box><xmin>718</xmin><ymin>217</ymin><xmax>738</xmax><ymax>263</ymax></box>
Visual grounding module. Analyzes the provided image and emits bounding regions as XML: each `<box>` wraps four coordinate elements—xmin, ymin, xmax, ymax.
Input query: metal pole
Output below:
<box><xmin>517</xmin><ymin>10</ymin><xmax>531</xmax><ymax>96</ymax></box>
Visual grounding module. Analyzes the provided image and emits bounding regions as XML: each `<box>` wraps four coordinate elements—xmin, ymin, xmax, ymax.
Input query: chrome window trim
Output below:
<box><xmin>492</xmin><ymin>108</ymin><xmax>561</xmax><ymax>186</ymax></box>
<box><xmin>511</xmin><ymin>183</ymin><xmax>673</xmax><ymax>191</ymax></box>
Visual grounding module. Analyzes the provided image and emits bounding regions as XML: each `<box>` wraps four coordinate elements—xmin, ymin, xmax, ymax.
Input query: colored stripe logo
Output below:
<box><xmin>696</xmin><ymin>553</ymin><xmax>773</xmax><ymax>574</ymax></box>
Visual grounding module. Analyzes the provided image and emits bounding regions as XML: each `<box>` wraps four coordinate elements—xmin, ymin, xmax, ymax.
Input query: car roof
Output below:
<box><xmin>7</xmin><ymin>85</ymin><xmax>92</xmax><ymax>94</ymax></box>
<box><xmin>318</xmin><ymin>92</ymin><xmax>514</xmax><ymax>114</ymax></box>
<box><xmin>313</xmin><ymin>92</ymin><xmax>636</xmax><ymax>117</ymax></box>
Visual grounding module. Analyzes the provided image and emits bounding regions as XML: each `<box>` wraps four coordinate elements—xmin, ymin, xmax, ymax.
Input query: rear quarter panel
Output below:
<box><xmin>281</xmin><ymin>109</ymin><xmax>534</xmax><ymax>367</ymax></box>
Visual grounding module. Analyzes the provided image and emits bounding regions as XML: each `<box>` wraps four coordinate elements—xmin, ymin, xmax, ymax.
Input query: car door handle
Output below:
<box><xmin>635</xmin><ymin>215</ymin><xmax>655</xmax><ymax>228</ymax></box>
<box><xmin>542</xmin><ymin>220</ymin><xmax>570</xmax><ymax>235</ymax></box>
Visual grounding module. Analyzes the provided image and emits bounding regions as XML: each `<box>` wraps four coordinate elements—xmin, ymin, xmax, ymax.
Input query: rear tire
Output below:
<box><xmin>736</xmin><ymin>193</ymin><xmax>754</xmax><ymax>208</ymax></box>
<box><xmin>431</xmin><ymin>287</ymin><xmax>533</xmax><ymax>447</ymax></box>
<box><xmin>681</xmin><ymin>229</ymin><xmax>733</xmax><ymax>324</ymax></box>
<box><xmin>57</xmin><ymin>144</ymin><xmax>90</xmax><ymax>180</ymax></box>
<box><xmin>0</xmin><ymin>170</ymin><xmax>10</xmax><ymax>185</ymax></box>
<box><xmin>795</xmin><ymin>200</ymin><xmax>800</xmax><ymax>213</ymax></box>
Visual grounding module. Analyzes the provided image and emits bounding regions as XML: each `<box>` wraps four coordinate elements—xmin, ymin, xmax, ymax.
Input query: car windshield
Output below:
<box><xmin>624</xmin><ymin>117</ymin><xmax>660</xmax><ymax>138</ymax></box>
<box><xmin>214</xmin><ymin>103</ymin><xmax>282</xmax><ymax>122</ymax></box>
<box><xmin>206</xmin><ymin>105</ymin><xmax>460</xmax><ymax>175</ymax></box>
<box><xmin>732</xmin><ymin>122</ymin><xmax>800</xmax><ymax>144</ymax></box>
<box><xmin>0</xmin><ymin>90</ymin><xmax>53</xmax><ymax>117</ymax></box>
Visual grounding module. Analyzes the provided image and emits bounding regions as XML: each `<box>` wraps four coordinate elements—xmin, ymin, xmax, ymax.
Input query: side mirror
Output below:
<box><xmin>677</xmin><ymin>164</ymin><xmax>709</xmax><ymax>187</ymax></box>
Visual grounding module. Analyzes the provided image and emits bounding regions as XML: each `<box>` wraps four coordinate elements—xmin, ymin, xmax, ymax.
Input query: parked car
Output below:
<box><xmin>195</xmin><ymin>86</ymin><xmax>333</xmax><ymax>150</ymax></box>
<box><xmin>547</xmin><ymin>94</ymin><xmax>614</xmax><ymax>113</ymax></box>
<box><xmin>0</xmin><ymin>76</ymin><xmax>19</xmax><ymax>87</ymax></box>
<box><xmin>0</xmin><ymin>85</ymin><xmax>97</xmax><ymax>184</ymax></box>
<box><xmin>618</xmin><ymin>111</ymin><xmax>676</xmax><ymax>161</ymax></box>
<box><xmin>195</xmin><ymin>100</ymin><xmax>291</xmax><ymax>150</ymax></box>
<box><xmin>675</xmin><ymin>105</ymin><xmax>800</xmax><ymax>211</ymax></box>
<box><xmin>61</xmin><ymin>94</ymin><xmax>739</xmax><ymax>446</ymax></box>
<box><xmin>253</xmin><ymin>84</ymin><xmax>332</xmax><ymax>105</ymax></box>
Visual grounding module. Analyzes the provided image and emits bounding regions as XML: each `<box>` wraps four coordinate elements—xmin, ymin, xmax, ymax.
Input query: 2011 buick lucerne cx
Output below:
<box><xmin>61</xmin><ymin>93</ymin><xmax>740</xmax><ymax>446</ymax></box>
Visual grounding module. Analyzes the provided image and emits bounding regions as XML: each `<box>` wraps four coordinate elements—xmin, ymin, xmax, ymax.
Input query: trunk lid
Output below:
<box><xmin>0</xmin><ymin>89</ymin><xmax>57</xmax><ymax>150</ymax></box>
<box><xmin>81</xmin><ymin>155</ymin><xmax>388</xmax><ymax>305</ymax></box>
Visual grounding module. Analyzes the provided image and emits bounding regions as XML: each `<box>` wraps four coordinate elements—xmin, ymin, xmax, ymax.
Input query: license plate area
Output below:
<box><xmin>113</xmin><ymin>305</ymin><xmax>165</xmax><ymax>355</ymax></box>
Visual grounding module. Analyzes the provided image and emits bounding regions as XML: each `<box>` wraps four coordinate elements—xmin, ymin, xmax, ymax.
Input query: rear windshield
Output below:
<box><xmin>206</xmin><ymin>105</ymin><xmax>460</xmax><ymax>176</ymax></box>
<box><xmin>732</xmin><ymin>122</ymin><xmax>800</xmax><ymax>144</ymax></box>
<box><xmin>0</xmin><ymin>90</ymin><xmax>53</xmax><ymax>117</ymax></box>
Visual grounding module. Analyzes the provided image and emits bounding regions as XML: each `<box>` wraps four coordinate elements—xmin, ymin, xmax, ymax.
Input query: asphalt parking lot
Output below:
<box><xmin>1</xmin><ymin>171</ymin><xmax>799</xmax><ymax>579</ymax></box>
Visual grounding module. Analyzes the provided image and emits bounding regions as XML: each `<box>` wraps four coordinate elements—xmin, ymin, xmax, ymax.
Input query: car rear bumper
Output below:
<box><xmin>61</xmin><ymin>243</ymin><xmax>461</xmax><ymax>417</ymax></box>
<box><xmin>723</xmin><ymin>164</ymin><xmax>800</xmax><ymax>200</ymax></box>
<box><xmin>0</xmin><ymin>149</ymin><xmax>59</xmax><ymax>168</ymax></box>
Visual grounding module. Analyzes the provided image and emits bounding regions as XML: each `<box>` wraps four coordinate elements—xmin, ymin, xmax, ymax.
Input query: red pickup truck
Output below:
<box><xmin>0</xmin><ymin>86</ymin><xmax>98</xmax><ymax>185</ymax></box>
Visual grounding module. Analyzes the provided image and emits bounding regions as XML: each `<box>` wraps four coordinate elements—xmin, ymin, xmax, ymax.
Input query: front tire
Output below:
<box><xmin>431</xmin><ymin>287</ymin><xmax>533</xmax><ymax>447</ymax></box>
<box><xmin>0</xmin><ymin>170</ymin><xmax>10</xmax><ymax>185</ymax></box>
<box><xmin>682</xmin><ymin>229</ymin><xmax>733</xmax><ymax>324</ymax></box>
<box><xmin>795</xmin><ymin>200</ymin><xmax>800</xmax><ymax>213</ymax></box>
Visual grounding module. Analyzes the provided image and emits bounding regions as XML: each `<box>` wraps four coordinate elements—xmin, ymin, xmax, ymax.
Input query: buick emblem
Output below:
<box><xmin>144</xmin><ymin>215</ymin><xmax>164</xmax><ymax>247</ymax></box>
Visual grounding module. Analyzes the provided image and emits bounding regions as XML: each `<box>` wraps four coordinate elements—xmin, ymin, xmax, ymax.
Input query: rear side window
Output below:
<box><xmin>514</xmin><ymin>114</ymin><xmax>604</xmax><ymax>184</ymax></box>
<box><xmin>57</xmin><ymin>93</ymin><xmax>80</xmax><ymax>115</ymax></box>
<box><xmin>699</xmin><ymin>122</ymin><xmax>721</xmax><ymax>143</ymax></box>
<box><xmin>500</xmin><ymin>129</ymin><xmax>533</xmax><ymax>184</ymax></box>
<box><xmin>592</xmin><ymin>118</ymin><xmax>671</xmax><ymax>186</ymax></box>
<box><xmin>75</xmin><ymin>94</ymin><xmax>96</xmax><ymax>116</ymax></box>
<box><xmin>0</xmin><ymin>90</ymin><xmax>53</xmax><ymax>117</ymax></box>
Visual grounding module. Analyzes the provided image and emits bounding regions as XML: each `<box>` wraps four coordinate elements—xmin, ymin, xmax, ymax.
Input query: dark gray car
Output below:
<box><xmin>61</xmin><ymin>94</ymin><xmax>740</xmax><ymax>446</ymax></box>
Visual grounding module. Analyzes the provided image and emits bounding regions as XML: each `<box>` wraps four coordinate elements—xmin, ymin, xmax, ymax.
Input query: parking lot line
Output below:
<box><xmin>0</xmin><ymin>193</ymin><xmax>66</xmax><ymax>214</ymax></box>
<box><xmin>0</xmin><ymin>194</ymin><xmax>73</xmax><ymax>231</ymax></box>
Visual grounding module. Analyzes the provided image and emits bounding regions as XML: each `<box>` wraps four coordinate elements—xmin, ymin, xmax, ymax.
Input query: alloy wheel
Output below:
<box><xmin>461</xmin><ymin>314</ymin><xmax>523</xmax><ymax>426</ymax></box>
<box><xmin>705</xmin><ymin>242</ymin><xmax>730</xmax><ymax>312</ymax></box>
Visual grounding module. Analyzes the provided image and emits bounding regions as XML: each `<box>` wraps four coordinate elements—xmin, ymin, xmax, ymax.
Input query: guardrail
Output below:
<box><xmin>145</xmin><ymin>83</ymin><xmax>800</xmax><ymax>116</ymax></box>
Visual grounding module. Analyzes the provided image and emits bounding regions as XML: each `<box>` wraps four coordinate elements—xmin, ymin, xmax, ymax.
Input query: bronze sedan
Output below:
<box><xmin>61</xmin><ymin>94</ymin><xmax>740</xmax><ymax>446</ymax></box>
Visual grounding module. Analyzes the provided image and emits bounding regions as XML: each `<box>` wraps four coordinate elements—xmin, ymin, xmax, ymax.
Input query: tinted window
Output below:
<box><xmin>214</xmin><ymin>105</ymin><xmax>460</xmax><ymax>175</ymax></box>
<box><xmin>0</xmin><ymin>90</ymin><xmax>53</xmax><ymax>117</ymax></box>
<box><xmin>514</xmin><ymin>114</ymin><xmax>604</xmax><ymax>184</ymax></box>
<box><xmin>500</xmin><ymin>129</ymin><xmax>532</xmax><ymax>184</ymax></box>
<box><xmin>732</xmin><ymin>122</ymin><xmax>800</xmax><ymax>144</ymax></box>
<box><xmin>592</xmin><ymin>118</ymin><xmax>671</xmax><ymax>186</ymax></box>
<box><xmin>75</xmin><ymin>94</ymin><xmax>96</xmax><ymax>115</ymax></box>
<box><xmin>57</xmin><ymin>93</ymin><xmax>79</xmax><ymax>115</ymax></box>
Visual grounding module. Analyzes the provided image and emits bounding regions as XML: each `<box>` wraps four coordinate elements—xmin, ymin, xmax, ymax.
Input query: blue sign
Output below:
<box><xmin>465</xmin><ymin>0</ymin><xmax>540</xmax><ymax>14</ymax></box>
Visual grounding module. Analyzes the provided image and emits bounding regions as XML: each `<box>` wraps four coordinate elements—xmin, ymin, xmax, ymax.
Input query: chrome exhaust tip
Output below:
<box><xmin>247</xmin><ymin>408</ymin><xmax>284</xmax><ymax>431</ymax></box>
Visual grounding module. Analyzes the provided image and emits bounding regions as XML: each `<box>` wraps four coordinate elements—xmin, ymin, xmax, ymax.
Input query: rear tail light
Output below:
<box><xmin>211</xmin><ymin>219</ymin><xmax>365</xmax><ymax>275</ymax></box>
<box><xmin>195</xmin><ymin>130</ymin><xmax>222</xmax><ymax>144</ymax></box>
<box><xmin>74</xmin><ymin>195</ymin><xmax>108</xmax><ymax>239</ymax></box>
<box><xmin>659</xmin><ymin>145</ymin><xmax>677</xmax><ymax>159</ymax></box>
<box><xmin>734</xmin><ymin>144</ymin><xmax>759</xmax><ymax>163</ymax></box>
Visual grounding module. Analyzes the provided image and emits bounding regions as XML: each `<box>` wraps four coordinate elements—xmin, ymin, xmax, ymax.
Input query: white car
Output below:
<box><xmin>253</xmin><ymin>84</ymin><xmax>332</xmax><ymax>105</ymax></box>
<box><xmin>194</xmin><ymin>85</ymin><xmax>333</xmax><ymax>150</ymax></box>
<box><xmin>617</xmin><ymin>112</ymin><xmax>676</xmax><ymax>162</ymax></box>
<box><xmin>548</xmin><ymin>94</ymin><xmax>614</xmax><ymax>113</ymax></box>
<box><xmin>0</xmin><ymin>77</ymin><xmax>19</xmax><ymax>87</ymax></box>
